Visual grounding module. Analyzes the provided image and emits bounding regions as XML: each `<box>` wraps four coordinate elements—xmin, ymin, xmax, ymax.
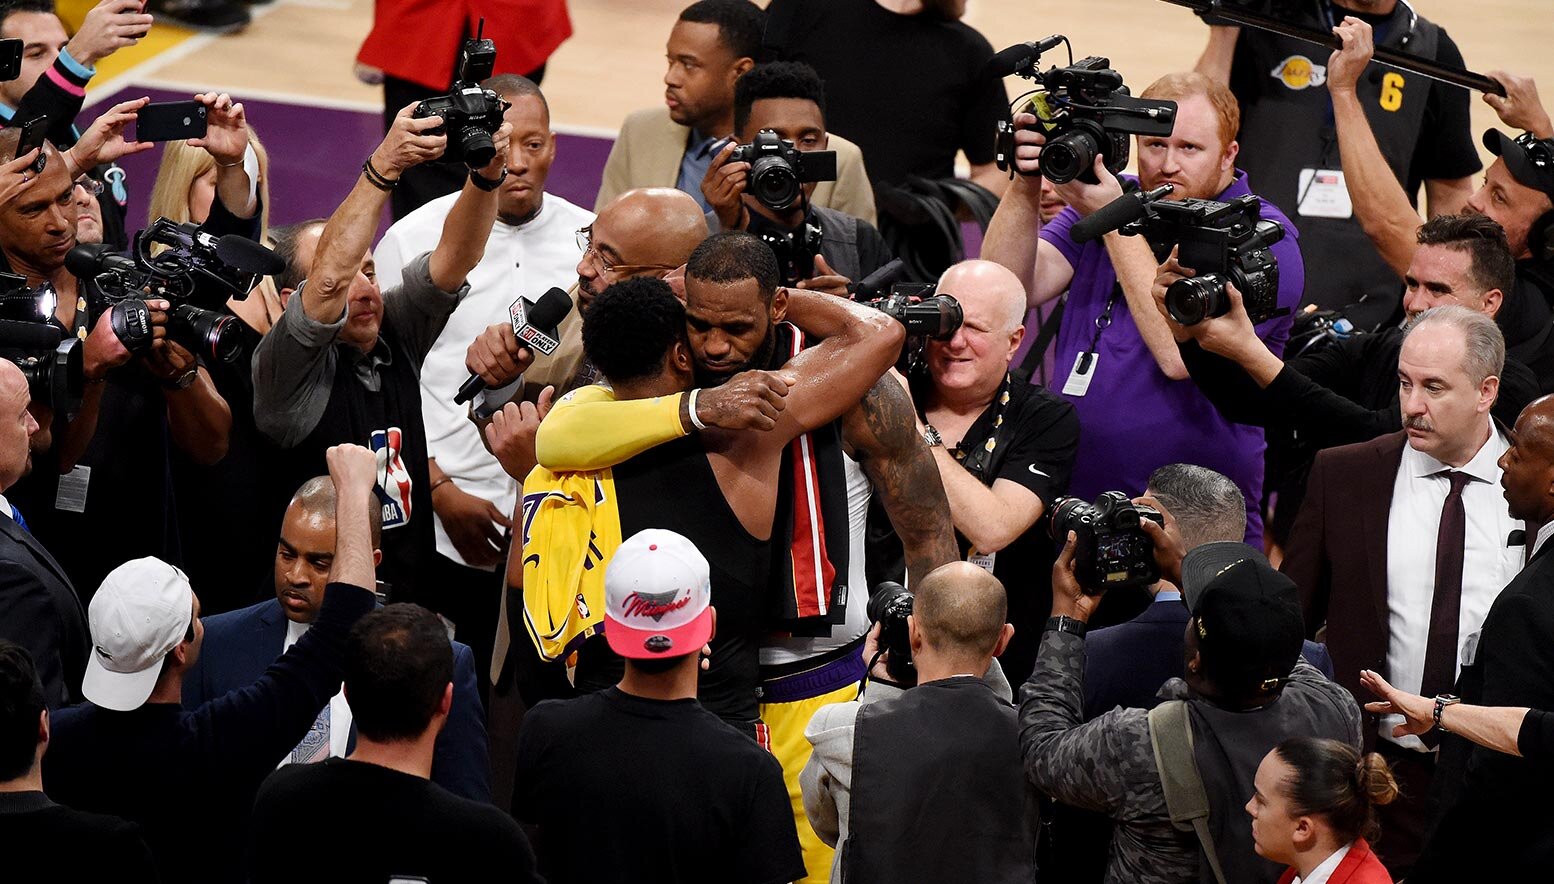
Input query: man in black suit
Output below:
<box><xmin>0</xmin><ymin>361</ymin><xmax>86</xmax><ymax>708</ymax></box>
<box><xmin>1410</xmin><ymin>395</ymin><xmax>1554</xmax><ymax>879</ymax></box>
<box><xmin>1282</xmin><ymin>305</ymin><xmax>1525</xmax><ymax>875</ymax></box>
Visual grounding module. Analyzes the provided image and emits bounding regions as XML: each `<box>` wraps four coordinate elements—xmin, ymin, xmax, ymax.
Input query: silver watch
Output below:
<box><xmin>922</xmin><ymin>424</ymin><xmax>943</xmax><ymax>448</ymax></box>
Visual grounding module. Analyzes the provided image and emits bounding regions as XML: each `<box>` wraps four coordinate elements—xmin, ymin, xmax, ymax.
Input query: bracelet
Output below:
<box><xmin>361</xmin><ymin>157</ymin><xmax>397</xmax><ymax>191</ymax></box>
<box><xmin>428</xmin><ymin>477</ymin><xmax>454</xmax><ymax>495</ymax></box>
<box><xmin>687</xmin><ymin>389</ymin><xmax>707</xmax><ymax>431</ymax></box>
<box><xmin>216</xmin><ymin>158</ymin><xmax>244</xmax><ymax>168</ymax></box>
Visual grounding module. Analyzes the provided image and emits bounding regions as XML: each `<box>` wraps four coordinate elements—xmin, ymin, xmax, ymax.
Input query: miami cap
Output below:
<box><xmin>604</xmin><ymin>529</ymin><xmax>713</xmax><ymax>659</ymax></box>
<box><xmin>83</xmin><ymin>558</ymin><xmax>194</xmax><ymax>711</ymax></box>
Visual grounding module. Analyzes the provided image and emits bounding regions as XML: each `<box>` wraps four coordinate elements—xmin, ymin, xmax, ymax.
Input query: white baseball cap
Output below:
<box><xmin>604</xmin><ymin>529</ymin><xmax>713</xmax><ymax>659</ymax></box>
<box><xmin>83</xmin><ymin>558</ymin><xmax>195</xmax><ymax>711</ymax></box>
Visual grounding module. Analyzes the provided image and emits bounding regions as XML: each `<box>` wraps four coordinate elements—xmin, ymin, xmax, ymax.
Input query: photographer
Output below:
<box><xmin>253</xmin><ymin>103</ymin><xmax>507</xmax><ymax>607</ymax></box>
<box><xmin>701</xmin><ymin>61</ymin><xmax>891</xmax><ymax>290</ymax></box>
<box><xmin>903</xmin><ymin>259</ymin><xmax>1078</xmax><ymax>685</ymax></box>
<box><xmin>1194</xmin><ymin>0</ymin><xmax>1480</xmax><ymax>322</ymax></box>
<box><xmin>0</xmin><ymin>97</ymin><xmax>250</xmax><ymax>598</ymax></box>
<box><xmin>1325</xmin><ymin>18</ymin><xmax>1554</xmax><ymax>385</ymax></box>
<box><xmin>1162</xmin><ymin>214</ymin><xmax>1541</xmax><ymax>543</ymax></box>
<box><xmin>800</xmin><ymin>562</ymin><xmax>1031</xmax><ymax>884</ymax></box>
<box><xmin>1020</xmin><ymin>529</ymin><xmax>1360</xmax><ymax>884</ymax></box>
<box><xmin>982</xmin><ymin>71</ymin><xmax>1304</xmax><ymax>553</ymax></box>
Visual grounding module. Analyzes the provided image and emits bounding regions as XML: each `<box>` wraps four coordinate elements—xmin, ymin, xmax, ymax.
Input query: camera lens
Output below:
<box><xmin>1041</xmin><ymin>131</ymin><xmax>1099</xmax><ymax>184</ymax></box>
<box><xmin>749</xmin><ymin>156</ymin><xmax>801</xmax><ymax>211</ymax></box>
<box><xmin>460</xmin><ymin>128</ymin><xmax>497</xmax><ymax>170</ymax></box>
<box><xmin>172</xmin><ymin>304</ymin><xmax>243</xmax><ymax>364</ymax></box>
<box><xmin>1165</xmin><ymin>275</ymin><xmax>1229</xmax><ymax>326</ymax></box>
<box><xmin>1049</xmin><ymin>496</ymin><xmax>1094</xmax><ymax>540</ymax></box>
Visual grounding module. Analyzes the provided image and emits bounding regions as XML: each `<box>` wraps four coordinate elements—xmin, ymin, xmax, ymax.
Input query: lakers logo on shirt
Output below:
<box><xmin>1270</xmin><ymin>55</ymin><xmax>1328</xmax><ymax>90</ymax></box>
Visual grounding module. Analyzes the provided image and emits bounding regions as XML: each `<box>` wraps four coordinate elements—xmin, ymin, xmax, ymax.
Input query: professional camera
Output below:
<box><xmin>991</xmin><ymin>36</ymin><xmax>1177</xmax><ymax>185</ymax></box>
<box><xmin>1050</xmin><ymin>491</ymin><xmax>1165</xmax><ymax>593</ymax></box>
<box><xmin>1120</xmin><ymin>192</ymin><xmax>1287</xmax><ymax>326</ymax></box>
<box><xmin>867</xmin><ymin>581</ymin><xmax>916</xmax><ymax>687</ymax></box>
<box><xmin>728</xmin><ymin>129</ymin><xmax>838</xmax><ymax>212</ymax></box>
<box><xmin>747</xmin><ymin>213</ymin><xmax>824</xmax><ymax>287</ymax></box>
<box><xmin>411</xmin><ymin>22</ymin><xmax>509</xmax><ymax>169</ymax></box>
<box><xmin>0</xmin><ymin>273</ymin><xmax>82</xmax><ymax>418</ymax></box>
<box><xmin>67</xmin><ymin>218</ymin><xmax>283</xmax><ymax>365</ymax></box>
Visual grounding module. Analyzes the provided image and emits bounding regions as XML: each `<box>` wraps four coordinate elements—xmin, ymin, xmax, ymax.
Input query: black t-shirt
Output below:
<box><xmin>767</xmin><ymin>0</ymin><xmax>1007</xmax><ymax>184</ymax></box>
<box><xmin>918</xmin><ymin>372</ymin><xmax>1079</xmax><ymax>684</ymax></box>
<box><xmin>0</xmin><ymin>791</ymin><xmax>157</xmax><ymax>884</ymax></box>
<box><xmin>513</xmin><ymin>687</ymin><xmax>805</xmax><ymax>884</ymax></box>
<box><xmin>248</xmin><ymin>759</ymin><xmax>541</xmax><ymax>884</ymax></box>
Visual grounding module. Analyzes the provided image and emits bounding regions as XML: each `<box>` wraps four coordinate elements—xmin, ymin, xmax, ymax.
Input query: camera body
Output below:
<box><xmin>1050</xmin><ymin>491</ymin><xmax>1165</xmax><ymax>593</ymax></box>
<box><xmin>749</xmin><ymin>217</ymin><xmax>824</xmax><ymax>287</ymax></box>
<box><xmin>994</xmin><ymin>43</ymin><xmax>1177</xmax><ymax>185</ymax></box>
<box><xmin>1122</xmin><ymin>194</ymin><xmax>1287</xmax><ymax>326</ymax></box>
<box><xmin>71</xmin><ymin>219</ymin><xmax>274</xmax><ymax>365</ymax></box>
<box><xmin>0</xmin><ymin>274</ymin><xmax>82</xmax><ymax>418</ymax></box>
<box><xmin>860</xmin><ymin>282</ymin><xmax>964</xmax><ymax>376</ymax></box>
<box><xmin>729</xmin><ymin>130</ymin><xmax>838</xmax><ymax>212</ymax></box>
<box><xmin>867</xmin><ymin>581</ymin><xmax>916</xmax><ymax>687</ymax></box>
<box><xmin>412</xmin><ymin>29</ymin><xmax>509</xmax><ymax>169</ymax></box>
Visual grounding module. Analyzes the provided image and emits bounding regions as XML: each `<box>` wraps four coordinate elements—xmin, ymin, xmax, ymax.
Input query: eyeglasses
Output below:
<box><xmin>575</xmin><ymin>226</ymin><xmax>677</xmax><ymax>275</ymax></box>
<box><xmin>73</xmin><ymin>176</ymin><xmax>104</xmax><ymax>196</ymax></box>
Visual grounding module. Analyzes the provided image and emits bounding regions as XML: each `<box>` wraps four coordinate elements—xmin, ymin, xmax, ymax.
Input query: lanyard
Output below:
<box><xmin>1077</xmin><ymin>284</ymin><xmax>1124</xmax><ymax>374</ymax></box>
<box><xmin>952</xmin><ymin>372</ymin><xmax>1013</xmax><ymax>483</ymax></box>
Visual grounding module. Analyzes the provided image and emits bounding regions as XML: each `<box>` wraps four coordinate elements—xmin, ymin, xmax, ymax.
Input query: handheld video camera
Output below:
<box><xmin>1119</xmin><ymin>191</ymin><xmax>1287</xmax><ymax>326</ymax></box>
<box><xmin>1050</xmin><ymin>491</ymin><xmax>1165</xmax><ymax>593</ymax></box>
<box><xmin>729</xmin><ymin>129</ymin><xmax>837</xmax><ymax>213</ymax></box>
<box><xmin>991</xmin><ymin>36</ymin><xmax>1177</xmax><ymax>185</ymax></box>
<box><xmin>412</xmin><ymin>21</ymin><xmax>510</xmax><ymax>170</ymax></box>
<box><xmin>0</xmin><ymin>274</ymin><xmax>82</xmax><ymax>418</ymax></box>
<box><xmin>67</xmin><ymin>219</ymin><xmax>283</xmax><ymax>365</ymax></box>
<box><xmin>867</xmin><ymin>581</ymin><xmax>916</xmax><ymax>687</ymax></box>
<box><xmin>851</xmin><ymin>261</ymin><xmax>964</xmax><ymax>376</ymax></box>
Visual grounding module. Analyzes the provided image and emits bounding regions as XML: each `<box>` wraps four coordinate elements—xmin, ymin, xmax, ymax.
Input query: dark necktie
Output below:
<box><xmin>1421</xmin><ymin>470</ymin><xmax>1472</xmax><ymax>700</ymax></box>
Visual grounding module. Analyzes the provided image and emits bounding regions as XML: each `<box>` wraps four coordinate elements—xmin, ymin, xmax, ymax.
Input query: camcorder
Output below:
<box><xmin>729</xmin><ymin>129</ymin><xmax>837</xmax><ymax>213</ymax></box>
<box><xmin>990</xmin><ymin>36</ymin><xmax>1177</xmax><ymax>185</ymax></box>
<box><xmin>0</xmin><ymin>275</ymin><xmax>82</xmax><ymax>418</ymax></box>
<box><xmin>412</xmin><ymin>21</ymin><xmax>509</xmax><ymax>169</ymax></box>
<box><xmin>849</xmin><ymin>260</ymin><xmax>964</xmax><ymax>375</ymax></box>
<box><xmin>1126</xmin><ymin>192</ymin><xmax>1287</xmax><ymax>327</ymax></box>
<box><xmin>67</xmin><ymin>218</ymin><xmax>284</xmax><ymax>365</ymax></box>
<box><xmin>1050</xmin><ymin>491</ymin><xmax>1165</xmax><ymax>593</ymax></box>
<box><xmin>867</xmin><ymin>581</ymin><xmax>916</xmax><ymax>687</ymax></box>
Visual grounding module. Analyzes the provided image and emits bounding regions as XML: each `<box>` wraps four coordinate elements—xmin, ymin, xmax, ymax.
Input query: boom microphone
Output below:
<box><xmin>1071</xmin><ymin>184</ymin><xmax>1175</xmax><ymax>244</ymax></box>
<box><xmin>987</xmin><ymin>35</ymin><xmax>1067</xmax><ymax>78</ymax></box>
<box><xmin>847</xmin><ymin>258</ymin><xmax>908</xmax><ymax>301</ymax></box>
<box><xmin>215</xmin><ymin>234</ymin><xmax>286</xmax><ymax>277</ymax></box>
<box><xmin>454</xmin><ymin>286</ymin><xmax>573</xmax><ymax>404</ymax></box>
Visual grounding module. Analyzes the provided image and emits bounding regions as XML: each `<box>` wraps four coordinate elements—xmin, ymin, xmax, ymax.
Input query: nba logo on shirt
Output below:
<box><xmin>370</xmin><ymin>427</ymin><xmax>413</xmax><ymax>529</ymax></box>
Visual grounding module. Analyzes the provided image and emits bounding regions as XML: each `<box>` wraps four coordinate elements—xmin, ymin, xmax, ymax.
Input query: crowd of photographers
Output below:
<box><xmin>3</xmin><ymin>0</ymin><xmax>1554</xmax><ymax>882</ymax></box>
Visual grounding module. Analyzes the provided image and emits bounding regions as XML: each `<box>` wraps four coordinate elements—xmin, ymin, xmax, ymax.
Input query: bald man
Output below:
<box><xmin>905</xmin><ymin>259</ymin><xmax>1079</xmax><ymax>685</ymax></box>
<box><xmin>0</xmin><ymin>361</ymin><xmax>87</xmax><ymax>708</ymax></box>
<box><xmin>184</xmin><ymin>474</ymin><xmax>491</xmax><ymax>802</ymax></box>
<box><xmin>800</xmin><ymin>562</ymin><xmax>1036</xmax><ymax>884</ymax></box>
<box><xmin>1415</xmin><ymin>394</ymin><xmax>1554</xmax><ymax>878</ymax></box>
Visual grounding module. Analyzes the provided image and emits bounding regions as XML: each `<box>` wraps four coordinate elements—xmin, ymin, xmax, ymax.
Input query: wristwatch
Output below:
<box><xmin>1433</xmin><ymin>693</ymin><xmax>1461</xmax><ymax>732</ymax></box>
<box><xmin>922</xmin><ymin>424</ymin><xmax>943</xmax><ymax>448</ymax></box>
<box><xmin>1045</xmin><ymin>615</ymin><xmax>1087</xmax><ymax>638</ymax></box>
<box><xmin>163</xmin><ymin>367</ymin><xmax>198</xmax><ymax>391</ymax></box>
<box><xmin>469</xmin><ymin>167</ymin><xmax>508</xmax><ymax>192</ymax></box>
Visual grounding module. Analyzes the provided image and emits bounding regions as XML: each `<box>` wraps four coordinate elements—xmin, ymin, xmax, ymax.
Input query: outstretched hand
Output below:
<box><xmin>67</xmin><ymin>97</ymin><xmax>154</xmax><ymax>174</ymax></box>
<box><xmin>1361</xmin><ymin>669</ymin><xmax>1436</xmax><ymax>738</ymax></box>
<box><xmin>372</xmin><ymin>102</ymin><xmax>448</xmax><ymax>178</ymax></box>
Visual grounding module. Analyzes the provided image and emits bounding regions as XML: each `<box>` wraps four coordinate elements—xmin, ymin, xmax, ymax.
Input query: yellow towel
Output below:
<box><xmin>518</xmin><ymin>464</ymin><xmax>623</xmax><ymax>672</ymax></box>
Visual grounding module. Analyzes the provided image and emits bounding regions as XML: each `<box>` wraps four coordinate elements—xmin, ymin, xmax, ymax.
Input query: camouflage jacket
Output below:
<box><xmin>1018</xmin><ymin>629</ymin><xmax>1358</xmax><ymax>884</ymax></box>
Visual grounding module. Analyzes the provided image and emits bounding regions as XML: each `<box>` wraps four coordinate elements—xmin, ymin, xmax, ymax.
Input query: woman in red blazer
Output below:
<box><xmin>1246</xmin><ymin>737</ymin><xmax>1399</xmax><ymax>884</ymax></box>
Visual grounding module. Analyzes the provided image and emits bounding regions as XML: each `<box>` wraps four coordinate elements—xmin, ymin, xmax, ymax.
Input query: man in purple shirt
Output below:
<box><xmin>984</xmin><ymin>71</ymin><xmax>1303</xmax><ymax>549</ymax></box>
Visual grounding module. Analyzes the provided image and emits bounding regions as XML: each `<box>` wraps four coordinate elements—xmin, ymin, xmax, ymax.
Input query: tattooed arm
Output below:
<box><xmin>842</xmin><ymin>377</ymin><xmax>959</xmax><ymax>582</ymax></box>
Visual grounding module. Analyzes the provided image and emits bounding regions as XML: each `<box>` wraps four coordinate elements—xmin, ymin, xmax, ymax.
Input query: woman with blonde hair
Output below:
<box><xmin>1247</xmin><ymin>737</ymin><xmax>1399</xmax><ymax>884</ymax></box>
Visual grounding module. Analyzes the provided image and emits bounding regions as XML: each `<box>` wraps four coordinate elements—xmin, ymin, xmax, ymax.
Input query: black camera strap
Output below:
<box><xmin>1078</xmin><ymin>283</ymin><xmax>1125</xmax><ymax>373</ymax></box>
<box><xmin>951</xmin><ymin>372</ymin><xmax>1014</xmax><ymax>483</ymax></box>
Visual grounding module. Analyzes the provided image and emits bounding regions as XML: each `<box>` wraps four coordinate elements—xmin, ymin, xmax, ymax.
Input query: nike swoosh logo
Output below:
<box><xmin>1029</xmin><ymin>465</ymin><xmax>1049</xmax><ymax>477</ymax></box>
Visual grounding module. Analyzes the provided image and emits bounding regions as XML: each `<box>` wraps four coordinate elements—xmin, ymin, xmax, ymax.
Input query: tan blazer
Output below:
<box><xmin>594</xmin><ymin>105</ymin><xmax>878</xmax><ymax>226</ymax></box>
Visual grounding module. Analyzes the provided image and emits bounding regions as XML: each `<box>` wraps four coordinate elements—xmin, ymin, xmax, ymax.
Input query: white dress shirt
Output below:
<box><xmin>1534</xmin><ymin>520</ymin><xmax>1554</xmax><ymax>559</ymax></box>
<box><xmin>279</xmin><ymin>619</ymin><xmax>353</xmax><ymax>762</ymax></box>
<box><xmin>375</xmin><ymin>190</ymin><xmax>593</xmax><ymax>567</ymax></box>
<box><xmin>1291</xmin><ymin>841</ymin><xmax>1350</xmax><ymax>884</ymax></box>
<box><xmin>1384</xmin><ymin>422</ymin><xmax>1523</xmax><ymax>750</ymax></box>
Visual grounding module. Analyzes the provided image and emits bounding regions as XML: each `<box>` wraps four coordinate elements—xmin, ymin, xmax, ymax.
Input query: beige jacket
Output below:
<box><xmin>594</xmin><ymin>106</ymin><xmax>877</xmax><ymax>226</ymax></box>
